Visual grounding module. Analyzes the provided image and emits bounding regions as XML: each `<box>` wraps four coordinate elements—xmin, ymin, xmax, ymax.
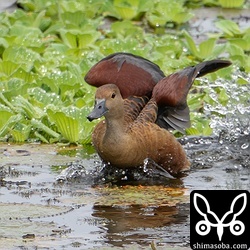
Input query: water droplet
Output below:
<box><xmin>121</xmin><ymin>176</ymin><xmax>127</xmax><ymax>180</ymax></box>
<box><xmin>241</xmin><ymin>143</ymin><xmax>249</xmax><ymax>150</ymax></box>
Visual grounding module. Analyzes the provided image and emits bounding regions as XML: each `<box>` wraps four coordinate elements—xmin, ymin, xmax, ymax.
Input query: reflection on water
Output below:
<box><xmin>91</xmin><ymin>204</ymin><xmax>189</xmax><ymax>247</ymax></box>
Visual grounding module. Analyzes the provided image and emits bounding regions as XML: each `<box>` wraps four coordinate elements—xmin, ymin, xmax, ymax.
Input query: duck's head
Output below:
<box><xmin>87</xmin><ymin>84</ymin><xmax>123</xmax><ymax>121</ymax></box>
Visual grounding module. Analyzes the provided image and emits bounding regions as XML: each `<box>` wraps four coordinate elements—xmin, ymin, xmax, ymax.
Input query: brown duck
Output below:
<box><xmin>86</xmin><ymin>53</ymin><xmax>231</xmax><ymax>175</ymax></box>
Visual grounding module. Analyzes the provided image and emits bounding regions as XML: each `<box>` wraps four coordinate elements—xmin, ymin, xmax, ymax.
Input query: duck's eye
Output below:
<box><xmin>111</xmin><ymin>93</ymin><xmax>116</xmax><ymax>99</ymax></box>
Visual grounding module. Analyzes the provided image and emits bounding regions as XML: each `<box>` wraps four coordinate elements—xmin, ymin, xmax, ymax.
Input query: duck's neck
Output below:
<box><xmin>104</xmin><ymin>109</ymin><xmax>126</xmax><ymax>143</ymax></box>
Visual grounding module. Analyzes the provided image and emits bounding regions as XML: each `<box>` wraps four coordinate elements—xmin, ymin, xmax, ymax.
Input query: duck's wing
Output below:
<box><xmin>156</xmin><ymin>105</ymin><xmax>190</xmax><ymax>133</ymax></box>
<box><xmin>153</xmin><ymin>59</ymin><xmax>231</xmax><ymax>107</ymax></box>
<box><xmin>85</xmin><ymin>52</ymin><xmax>165</xmax><ymax>98</ymax></box>
<box><xmin>152</xmin><ymin>59</ymin><xmax>231</xmax><ymax>132</ymax></box>
<box><xmin>134</xmin><ymin>99</ymin><xmax>158</xmax><ymax>124</ymax></box>
<box><xmin>124</xmin><ymin>96</ymin><xmax>149</xmax><ymax>124</ymax></box>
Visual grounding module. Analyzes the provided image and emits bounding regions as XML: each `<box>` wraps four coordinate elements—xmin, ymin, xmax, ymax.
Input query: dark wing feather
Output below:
<box><xmin>152</xmin><ymin>59</ymin><xmax>231</xmax><ymax>132</ymax></box>
<box><xmin>84</xmin><ymin>52</ymin><xmax>165</xmax><ymax>98</ymax></box>
<box><xmin>86</xmin><ymin>54</ymin><xmax>231</xmax><ymax>133</ymax></box>
<box><xmin>124</xmin><ymin>96</ymin><xmax>149</xmax><ymax>124</ymax></box>
<box><xmin>196</xmin><ymin>59</ymin><xmax>231</xmax><ymax>78</ymax></box>
<box><xmin>156</xmin><ymin>105</ymin><xmax>190</xmax><ymax>133</ymax></box>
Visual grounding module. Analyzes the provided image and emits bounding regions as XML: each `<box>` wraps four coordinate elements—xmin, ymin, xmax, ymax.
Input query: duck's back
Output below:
<box><xmin>127</xmin><ymin>119</ymin><xmax>190</xmax><ymax>175</ymax></box>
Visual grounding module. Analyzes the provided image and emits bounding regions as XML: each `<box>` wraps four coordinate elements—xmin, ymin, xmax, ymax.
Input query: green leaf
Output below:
<box><xmin>31</xmin><ymin>119</ymin><xmax>61</xmax><ymax>139</ymax></box>
<box><xmin>183</xmin><ymin>31</ymin><xmax>199</xmax><ymax>58</ymax></box>
<box><xmin>67</xmin><ymin>62</ymin><xmax>85</xmax><ymax>85</ymax></box>
<box><xmin>209</xmin><ymin>44</ymin><xmax>226</xmax><ymax>59</ymax></box>
<box><xmin>59</xmin><ymin>30</ymin><xmax>78</xmax><ymax>48</ymax></box>
<box><xmin>8</xmin><ymin>68</ymin><xmax>35</xmax><ymax>83</ymax></box>
<box><xmin>0</xmin><ymin>92</ymin><xmax>17</xmax><ymax>113</ymax></box>
<box><xmin>47</xmin><ymin>106</ymin><xmax>94</xmax><ymax>144</ymax></box>
<box><xmin>43</xmin><ymin>23</ymin><xmax>64</xmax><ymax>36</ymax></box>
<box><xmin>0</xmin><ymin>38</ymin><xmax>9</xmax><ymax>56</ymax></box>
<box><xmin>28</xmin><ymin>88</ymin><xmax>62</xmax><ymax>108</ymax></box>
<box><xmin>9</xmin><ymin>24</ymin><xmax>42</xmax><ymax>38</ymax></box>
<box><xmin>227</xmin><ymin>43</ymin><xmax>245</xmax><ymax>57</ymax></box>
<box><xmin>32</xmin><ymin>10</ymin><xmax>46</xmax><ymax>28</ymax></box>
<box><xmin>187</xmin><ymin>92</ymin><xmax>205</xmax><ymax>111</ymax></box>
<box><xmin>34</xmin><ymin>131</ymin><xmax>49</xmax><ymax>143</ymax></box>
<box><xmin>176</xmin><ymin>12</ymin><xmax>193</xmax><ymax>24</ymax></box>
<box><xmin>217</xmin><ymin>88</ymin><xmax>229</xmax><ymax>106</ymax></box>
<box><xmin>103</xmin><ymin>0</ymin><xmax>153</xmax><ymax>20</ymax></box>
<box><xmin>186</xmin><ymin>118</ymin><xmax>212</xmax><ymax>136</ymax></box>
<box><xmin>110</xmin><ymin>20</ymin><xmax>143</xmax><ymax>38</ymax></box>
<box><xmin>203</xmin><ymin>125</ymin><xmax>213</xmax><ymax>136</ymax></box>
<box><xmin>78</xmin><ymin>32</ymin><xmax>101</xmax><ymax>48</ymax></box>
<box><xmin>0</xmin><ymin>106</ymin><xmax>13</xmax><ymax>130</ymax></box>
<box><xmin>147</xmin><ymin>0</ymin><xmax>192</xmax><ymax>27</ymax></box>
<box><xmin>61</xmin><ymin>11</ymin><xmax>89</xmax><ymax>26</ymax></box>
<box><xmin>0</xmin><ymin>61</ymin><xmax>20</xmax><ymax>76</ymax></box>
<box><xmin>3</xmin><ymin>46</ymin><xmax>41</xmax><ymax>72</ymax></box>
<box><xmin>10</xmin><ymin>123</ymin><xmax>31</xmax><ymax>142</ymax></box>
<box><xmin>237</xmin><ymin>76</ymin><xmax>249</xmax><ymax>85</ymax></box>
<box><xmin>215</xmin><ymin>20</ymin><xmax>242</xmax><ymax>37</ymax></box>
<box><xmin>47</xmin><ymin>108</ymin><xmax>80</xmax><ymax>143</ymax></box>
<box><xmin>12</xmin><ymin>95</ymin><xmax>44</xmax><ymax>120</ymax></box>
<box><xmin>198</xmin><ymin>38</ymin><xmax>216</xmax><ymax>59</ymax></box>
<box><xmin>218</xmin><ymin>0</ymin><xmax>245</xmax><ymax>8</ymax></box>
<box><xmin>0</xmin><ymin>114</ymin><xmax>23</xmax><ymax>138</ymax></box>
<box><xmin>229</xmin><ymin>37</ymin><xmax>250</xmax><ymax>51</ymax></box>
<box><xmin>186</xmin><ymin>127</ymin><xmax>200</xmax><ymax>135</ymax></box>
<box><xmin>113</xmin><ymin>0</ymin><xmax>140</xmax><ymax>20</ymax></box>
<box><xmin>1</xmin><ymin>79</ymin><xmax>31</xmax><ymax>101</ymax></box>
<box><xmin>183</xmin><ymin>32</ymin><xmax>221</xmax><ymax>60</ymax></box>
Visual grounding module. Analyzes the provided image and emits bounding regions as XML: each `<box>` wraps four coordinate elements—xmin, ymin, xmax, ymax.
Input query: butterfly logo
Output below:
<box><xmin>193</xmin><ymin>193</ymin><xmax>247</xmax><ymax>241</ymax></box>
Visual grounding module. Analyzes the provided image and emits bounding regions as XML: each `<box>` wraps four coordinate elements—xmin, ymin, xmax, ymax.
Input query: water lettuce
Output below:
<box><xmin>0</xmin><ymin>0</ymin><xmax>248</xmax><ymax>143</ymax></box>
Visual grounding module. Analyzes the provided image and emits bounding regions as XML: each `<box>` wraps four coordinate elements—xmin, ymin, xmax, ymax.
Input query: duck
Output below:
<box><xmin>85</xmin><ymin>53</ymin><xmax>231</xmax><ymax>175</ymax></box>
<box><xmin>85</xmin><ymin>52</ymin><xmax>231</xmax><ymax>133</ymax></box>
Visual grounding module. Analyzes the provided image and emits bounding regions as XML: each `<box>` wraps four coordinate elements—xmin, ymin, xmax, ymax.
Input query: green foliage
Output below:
<box><xmin>183</xmin><ymin>31</ymin><xmax>225</xmax><ymax>60</ymax></box>
<box><xmin>0</xmin><ymin>0</ymin><xmax>248</xmax><ymax>143</ymax></box>
<box><xmin>186</xmin><ymin>0</ymin><xmax>247</xmax><ymax>8</ymax></box>
<box><xmin>47</xmin><ymin>106</ymin><xmax>93</xmax><ymax>144</ymax></box>
<box><xmin>146</xmin><ymin>0</ymin><xmax>193</xmax><ymax>27</ymax></box>
<box><xmin>215</xmin><ymin>0</ymin><xmax>245</xmax><ymax>8</ymax></box>
<box><xmin>103</xmin><ymin>0</ymin><xmax>153</xmax><ymax>20</ymax></box>
<box><xmin>183</xmin><ymin>19</ymin><xmax>250</xmax><ymax>72</ymax></box>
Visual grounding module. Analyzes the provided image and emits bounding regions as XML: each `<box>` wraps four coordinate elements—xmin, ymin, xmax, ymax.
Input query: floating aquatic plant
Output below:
<box><xmin>218</xmin><ymin>0</ymin><xmax>245</xmax><ymax>8</ymax></box>
<box><xmin>0</xmin><ymin>0</ymin><xmax>248</xmax><ymax>143</ymax></box>
<box><xmin>146</xmin><ymin>0</ymin><xmax>193</xmax><ymax>28</ymax></box>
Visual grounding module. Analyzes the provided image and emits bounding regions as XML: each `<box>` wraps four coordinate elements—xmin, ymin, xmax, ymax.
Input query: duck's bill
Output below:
<box><xmin>87</xmin><ymin>99</ymin><xmax>108</xmax><ymax>121</ymax></box>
